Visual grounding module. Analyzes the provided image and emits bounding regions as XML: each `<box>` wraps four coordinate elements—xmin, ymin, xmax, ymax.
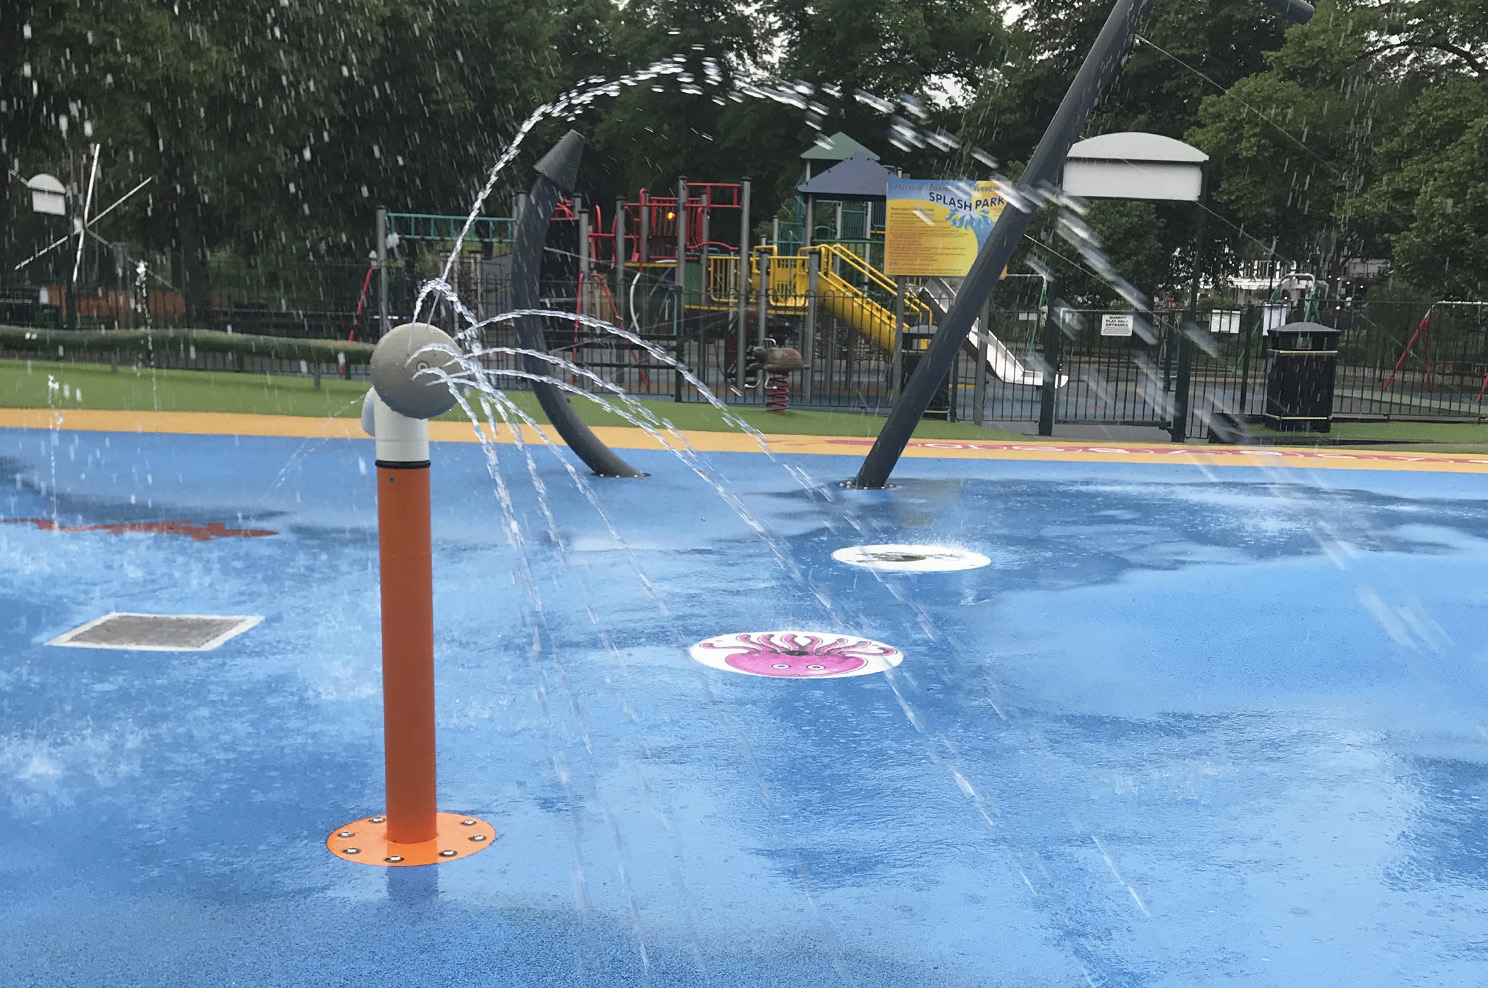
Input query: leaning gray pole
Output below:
<box><xmin>850</xmin><ymin>0</ymin><xmax>1313</xmax><ymax>488</ymax></box>
<box><xmin>512</xmin><ymin>131</ymin><xmax>646</xmax><ymax>478</ymax></box>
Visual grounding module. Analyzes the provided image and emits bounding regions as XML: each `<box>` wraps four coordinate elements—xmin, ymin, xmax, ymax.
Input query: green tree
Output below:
<box><xmin>760</xmin><ymin>0</ymin><xmax>1006</xmax><ymax>185</ymax></box>
<box><xmin>575</xmin><ymin>0</ymin><xmax>1008</xmax><ymax>220</ymax></box>
<box><xmin>5</xmin><ymin>0</ymin><xmax>573</xmax><ymax>313</ymax></box>
<box><xmin>576</xmin><ymin>0</ymin><xmax>786</xmax><ymax>202</ymax></box>
<box><xmin>1363</xmin><ymin>0</ymin><xmax>1488</xmax><ymax>83</ymax></box>
<box><xmin>765</xmin><ymin>0</ymin><xmax>1003</xmax><ymax>103</ymax></box>
<box><xmin>1187</xmin><ymin>1</ymin><xmax>1391</xmax><ymax>282</ymax></box>
<box><xmin>310</xmin><ymin>0</ymin><xmax>566</xmax><ymax>238</ymax></box>
<box><xmin>1349</xmin><ymin>79</ymin><xmax>1488</xmax><ymax>298</ymax></box>
<box><xmin>966</xmin><ymin>0</ymin><xmax>1290</xmax><ymax>299</ymax></box>
<box><xmin>966</xmin><ymin>0</ymin><xmax>1285</xmax><ymax>163</ymax></box>
<box><xmin>12</xmin><ymin>0</ymin><xmax>373</xmax><ymax>314</ymax></box>
<box><xmin>1193</xmin><ymin>0</ymin><xmax>1488</xmax><ymax>298</ymax></box>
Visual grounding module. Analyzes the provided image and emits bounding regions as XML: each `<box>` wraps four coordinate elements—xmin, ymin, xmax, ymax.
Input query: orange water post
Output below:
<box><xmin>376</xmin><ymin>460</ymin><xmax>438</xmax><ymax>843</ymax></box>
<box><xmin>327</xmin><ymin>323</ymin><xmax>495</xmax><ymax>867</ymax></box>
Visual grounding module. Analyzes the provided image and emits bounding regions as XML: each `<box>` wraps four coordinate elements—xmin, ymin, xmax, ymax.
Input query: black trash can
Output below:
<box><xmin>1264</xmin><ymin>321</ymin><xmax>1340</xmax><ymax>432</ymax></box>
<box><xmin>899</xmin><ymin>325</ymin><xmax>953</xmax><ymax>420</ymax></box>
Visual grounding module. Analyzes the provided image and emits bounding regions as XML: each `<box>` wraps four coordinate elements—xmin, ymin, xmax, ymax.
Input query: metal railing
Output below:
<box><xmin>9</xmin><ymin>270</ymin><xmax>1482</xmax><ymax>434</ymax></box>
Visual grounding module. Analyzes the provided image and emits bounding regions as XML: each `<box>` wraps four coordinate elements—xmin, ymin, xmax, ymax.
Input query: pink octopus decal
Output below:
<box><xmin>690</xmin><ymin>631</ymin><xmax>902</xmax><ymax>679</ymax></box>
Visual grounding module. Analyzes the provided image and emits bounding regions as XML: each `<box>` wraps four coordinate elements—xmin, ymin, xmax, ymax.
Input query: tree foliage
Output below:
<box><xmin>961</xmin><ymin>0</ymin><xmax>1288</xmax><ymax>300</ymax></box>
<box><xmin>4</xmin><ymin>0</ymin><xmax>1488</xmax><ymax>304</ymax></box>
<box><xmin>1193</xmin><ymin>0</ymin><xmax>1488</xmax><ymax>298</ymax></box>
<box><xmin>1187</xmin><ymin>2</ymin><xmax>1391</xmax><ymax>280</ymax></box>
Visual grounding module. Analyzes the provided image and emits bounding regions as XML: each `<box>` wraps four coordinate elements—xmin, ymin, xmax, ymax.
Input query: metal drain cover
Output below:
<box><xmin>48</xmin><ymin>612</ymin><xmax>262</xmax><ymax>651</ymax></box>
<box><xmin>832</xmin><ymin>544</ymin><xmax>991</xmax><ymax>572</ymax></box>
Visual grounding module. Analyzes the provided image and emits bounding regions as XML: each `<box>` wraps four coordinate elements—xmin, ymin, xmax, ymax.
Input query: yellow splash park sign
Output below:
<box><xmin>884</xmin><ymin>179</ymin><xmax>1006</xmax><ymax>277</ymax></box>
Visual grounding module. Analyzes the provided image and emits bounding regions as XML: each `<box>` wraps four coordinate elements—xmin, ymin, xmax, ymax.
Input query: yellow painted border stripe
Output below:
<box><xmin>3</xmin><ymin>408</ymin><xmax>1487</xmax><ymax>474</ymax></box>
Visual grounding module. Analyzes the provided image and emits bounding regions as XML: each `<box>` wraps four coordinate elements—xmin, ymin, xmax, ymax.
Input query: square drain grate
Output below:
<box><xmin>48</xmin><ymin>612</ymin><xmax>262</xmax><ymax>651</ymax></box>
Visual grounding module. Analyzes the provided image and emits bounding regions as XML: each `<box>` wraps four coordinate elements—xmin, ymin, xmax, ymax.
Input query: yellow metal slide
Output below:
<box><xmin>734</xmin><ymin>245</ymin><xmax>1056</xmax><ymax>386</ymax></box>
<box><xmin>813</xmin><ymin>245</ymin><xmax>933</xmax><ymax>353</ymax></box>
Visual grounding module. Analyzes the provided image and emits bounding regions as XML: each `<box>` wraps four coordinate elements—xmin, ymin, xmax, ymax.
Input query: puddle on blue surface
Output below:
<box><xmin>2</xmin><ymin>429</ymin><xmax>1486</xmax><ymax>987</ymax></box>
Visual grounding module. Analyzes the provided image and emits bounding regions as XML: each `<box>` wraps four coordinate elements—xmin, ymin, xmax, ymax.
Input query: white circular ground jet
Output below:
<box><xmin>689</xmin><ymin>631</ymin><xmax>902</xmax><ymax>679</ymax></box>
<box><xmin>831</xmin><ymin>544</ymin><xmax>991</xmax><ymax>573</ymax></box>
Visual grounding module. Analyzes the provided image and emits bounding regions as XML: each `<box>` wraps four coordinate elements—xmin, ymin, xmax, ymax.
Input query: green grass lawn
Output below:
<box><xmin>1250</xmin><ymin>420</ymin><xmax>1488</xmax><ymax>452</ymax></box>
<box><xmin>10</xmin><ymin>358</ymin><xmax>1488</xmax><ymax>448</ymax></box>
<box><xmin>0</xmin><ymin>358</ymin><xmax>1028</xmax><ymax>440</ymax></box>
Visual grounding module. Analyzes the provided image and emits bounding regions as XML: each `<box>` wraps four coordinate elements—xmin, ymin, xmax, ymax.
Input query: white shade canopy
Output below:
<box><xmin>1063</xmin><ymin>132</ymin><xmax>1208</xmax><ymax>202</ymax></box>
<box><xmin>1067</xmin><ymin>132</ymin><xmax>1209</xmax><ymax>163</ymax></box>
<box><xmin>26</xmin><ymin>173</ymin><xmax>66</xmax><ymax>215</ymax></box>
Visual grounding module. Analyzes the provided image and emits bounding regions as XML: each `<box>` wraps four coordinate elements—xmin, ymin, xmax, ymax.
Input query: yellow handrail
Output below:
<box><xmin>707</xmin><ymin>254</ymin><xmax>740</xmax><ymax>304</ymax></box>
<box><xmin>815</xmin><ymin>244</ymin><xmax>933</xmax><ymax>326</ymax></box>
<box><xmin>728</xmin><ymin>245</ymin><xmax>934</xmax><ymax>352</ymax></box>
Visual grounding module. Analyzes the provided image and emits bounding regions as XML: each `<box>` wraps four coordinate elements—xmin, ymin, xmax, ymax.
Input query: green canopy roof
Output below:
<box><xmin>800</xmin><ymin>132</ymin><xmax>880</xmax><ymax>162</ymax></box>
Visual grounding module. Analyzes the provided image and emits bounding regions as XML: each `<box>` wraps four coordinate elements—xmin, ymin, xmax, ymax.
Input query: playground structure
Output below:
<box><xmin>549</xmin><ymin>178</ymin><xmax>949</xmax><ymax>410</ymax></box>
<box><xmin>377</xmin><ymin>133</ymin><xmax>1061</xmax><ymax>418</ymax></box>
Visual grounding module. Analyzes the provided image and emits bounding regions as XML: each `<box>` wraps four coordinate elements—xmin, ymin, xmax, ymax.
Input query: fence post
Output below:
<box><xmin>891</xmin><ymin>276</ymin><xmax>906</xmax><ymax>405</ymax></box>
<box><xmin>1162</xmin><ymin>312</ymin><xmax>1175</xmax><ymax>394</ymax></box>
<box><xmin>674</xmin><ymin>178</ymin><xmax>687</xmax><ymax>401</ymax></box>
<box><xmin>512</xmin><ymin>192</ymin><xmax>529</xmax><ymax>329</ymax></box>
<box><xmin>804</xmin><ymin>250</ymin><xmax>819</xmax><ymax>403</ymax></box>
<box><xmin>1039</xmin><ymin>293</ymin><xmax>1059</xmax><ymax>437</ymax></box>
<box><xmin>1237</xmin><ymin>304</ymin><xmax>1256</xmax><ymax>417</ymax></box>
<box><xmin>973</xmin><ymin>297</ymin><xmax>990</xmax><ymax>426</ymax></box>
<box><xmin>948</xmin><ymin>346</ymin><xmax>960</xmax><ymax>423</ymax></box>
<box><xmin>614</xmin><ymin>196</ymin><xmax>627</xmax><ymax>335</ymax></box>
<box><xmin>1170</xmin><ymin>319</ymin><xmax>1194</xmax><ymax>443</ymax></box>
<box><xmin>576</xmin><ymin>195</ymin><xmax>590</xmax><ymax>320</ymax></box>
<box><xmin>1169</xmin><ymin>194</ymin><xmax>1205</xmax><ymax>442</ymax></box>
<box><xmin>639</xmin><ymin>189</ymin><xmax>650</xmax><ymax>266</ymax></box>
<box><xmin>376</xmin><ymin>206</ymin><xmax>390</xmax><ymax>340</ymax></box>
<box><xmin>737</xmin><ymin>179</ymin><xmax>752</xmax><ymax>392</ymax></box>
<box><xmin>755</xmin><ymin>248</ymin><xmax>769</xmax><ymax>352</ymax></box>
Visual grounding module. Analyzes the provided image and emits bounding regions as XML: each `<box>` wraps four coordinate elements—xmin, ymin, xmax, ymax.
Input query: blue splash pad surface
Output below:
<box><xmin>1</xmin><ymin>429</ymin><xmax>1486</xmax><ymax>988</ymax></box>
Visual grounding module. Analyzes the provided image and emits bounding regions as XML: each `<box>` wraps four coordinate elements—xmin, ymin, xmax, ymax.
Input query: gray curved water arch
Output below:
<box><xmin>510</xmin><ymin>130</ymin><xmax>646</xmax><ymax>479</ymax></box>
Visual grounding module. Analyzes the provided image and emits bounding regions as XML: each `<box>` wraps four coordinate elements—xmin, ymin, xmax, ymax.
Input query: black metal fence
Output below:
<box><xmin>1</xmin><ymin>251</ymin><xmax>379</xmax><ymax>340</ymax></box>
<box><xmin>6</xmin><ymin>265</ymin><xmax>1485</xmax><ymax>438</ymax></box>
<box><xmin>971</xmin><ymin>297</ymin><xmax>1488</xmax><ymax>438</ymax></box>
<box><xmin>1177</xmin><ymin>300</ymin><xmax>1488</xmax><ymax>434</ymax></box>
<box><xmin>471</xmin><ymin>267</ymin><xmax>953</xmax><ymax>415</ymax></box>
<box><xmin>0</xmin><ymin>334</ymin><xmax>372</xmax><ymax>383</ymax></box>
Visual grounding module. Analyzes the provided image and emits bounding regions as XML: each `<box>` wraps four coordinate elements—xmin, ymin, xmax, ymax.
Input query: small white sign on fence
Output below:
<box><xmin>1209</xmin><ymin>309</ymin><xmax>1241</xmax><ymax>334</ymax></box>
<box><xmin>1100</xmin><ymin>313</ymin><xmax>1134</xmax><ymax>337</ymax></box>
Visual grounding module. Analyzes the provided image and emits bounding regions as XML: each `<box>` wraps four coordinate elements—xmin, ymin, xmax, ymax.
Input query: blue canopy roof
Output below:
<box><xmin>795</xmin><ymin>154</ymin><xmax>896</xmax><ymax>201</ymax></box>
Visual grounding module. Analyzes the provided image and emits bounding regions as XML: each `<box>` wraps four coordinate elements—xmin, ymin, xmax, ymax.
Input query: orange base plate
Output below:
<box><xmin>327</xmin><ymin>811</ymin><xmax>496</xmax><ymax>866</ymax></box>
